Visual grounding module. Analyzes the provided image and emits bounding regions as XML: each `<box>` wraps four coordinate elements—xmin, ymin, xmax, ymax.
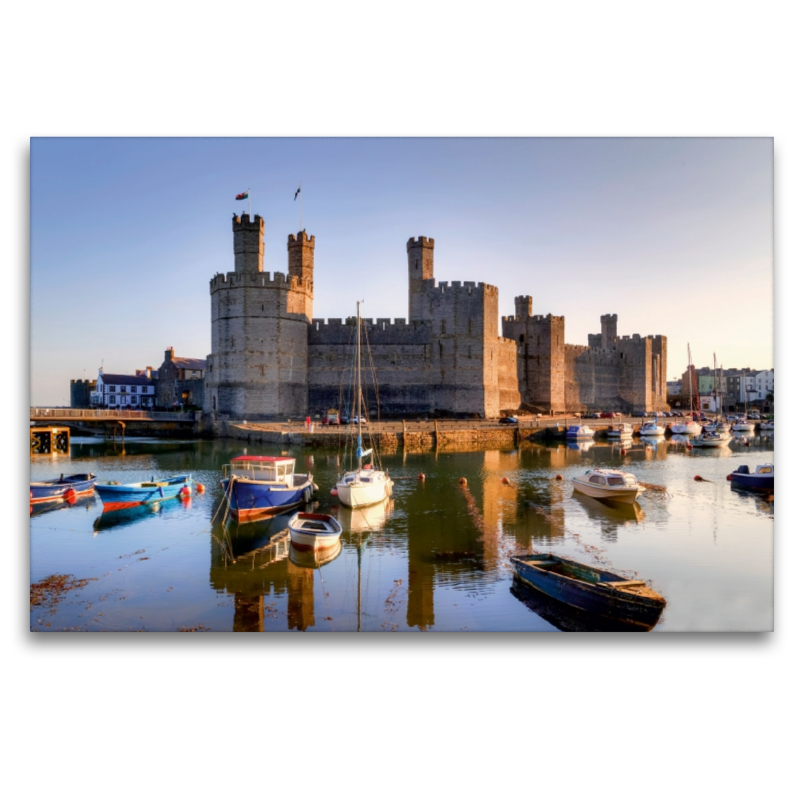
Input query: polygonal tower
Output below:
<box><xmin>204</xmin><ymin>214</ymin><xmax>314</xmax><ymax>420</ymax></box>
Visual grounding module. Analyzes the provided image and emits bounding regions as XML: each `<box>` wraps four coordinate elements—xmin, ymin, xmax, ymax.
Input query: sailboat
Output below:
<box><xmin>671</xmin><ymin>344</ymin><xmax>702</xmax><ymax>436</ymax></box>
<box><xmin>334</xmin><ymin>303</ymin><xmax>394</xmax><ymax>509</ymax></box>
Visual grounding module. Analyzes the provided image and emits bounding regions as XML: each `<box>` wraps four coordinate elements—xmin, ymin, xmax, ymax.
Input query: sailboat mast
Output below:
<box><xmin>357</xmin><ymin>302</ymin><xmax>362</xmax><ymax>468</ymax></box>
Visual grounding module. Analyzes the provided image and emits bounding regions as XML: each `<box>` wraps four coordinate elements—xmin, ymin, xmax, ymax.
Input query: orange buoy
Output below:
<box><xmin>195</xmin><ymin>483</ymin><xmax>205</xmax><ymax>494</ymax></box>
<box><xmin>330</xmin><ymin>488</ymin><xmax>338</xmax><ymax>496</ymax></box>
<box><xmin>459</xmin><ymin>477</ymin><xmax>468</xmax><ymax>486</ymax></box>
<box><xmin>726</xmin><ymin>474</ymin><xmax>732</xmax><ymax>481</ymax></box>
<box><xmin>694</xmin><ymin>475</ymin><xmax>703</xmax><ymax>481</ymax></box>
<box><xmin>180</xmin><ymin>486</ymin><xmax>191</xmax><ymax>496</ymax></box>
<box><xmin>417</xmin><ymin>472</ymin><xmax>425</xmax><ymax>481</ymax></box>
<box><xmin>620</xmin><ymin>448</ymin><xmax>627</xmax><ymax>455</ymax></box>
<box><xmin>555</xmin><ymin>474</ymin><xmax>563</xmax><ymax>481</ymax></box>
<box><xmin>501</xmin><ymin>477</ymin><xmax>510</xmax><ymax>485</ymax></box>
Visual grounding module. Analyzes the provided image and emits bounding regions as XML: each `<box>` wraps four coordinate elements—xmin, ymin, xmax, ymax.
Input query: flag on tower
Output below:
<box><xmin>235</xmin><ymin>190</ymin><xmax>249</xmax><ymax>201</ymax></box>
<box><xmin>294</xmin><ymin>186</ymin><xmax>301</xmax><ymax>201</ymax></box>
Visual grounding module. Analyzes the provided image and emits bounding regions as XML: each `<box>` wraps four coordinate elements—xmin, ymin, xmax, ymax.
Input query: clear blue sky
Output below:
<box><xmin>30</xmin><ymin>137</ymin><xmax>773</xmax><ymax>404</ymax></box>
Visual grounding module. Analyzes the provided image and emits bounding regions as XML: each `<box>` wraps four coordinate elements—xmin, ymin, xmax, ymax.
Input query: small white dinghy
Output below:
<box><xmin>572</xmin><ymin>468</ymin><xmax>644</xmax><ymax>504</ymax></box>
<box><xmin>288</xmin><ymin>512</ymin><xmax>343</xmax><ymax>552</ymax></box>
<box><xmin>689</xmin><ymin>432</ymin><xmax>730</xmax><ymax>448</ymax></box>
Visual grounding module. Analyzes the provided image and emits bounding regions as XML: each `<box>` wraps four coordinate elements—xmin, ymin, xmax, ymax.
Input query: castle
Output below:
<box><xmin>203</xmin><ymin>214</ymin><xmax>667</xmax><ymax>419</ymax></box>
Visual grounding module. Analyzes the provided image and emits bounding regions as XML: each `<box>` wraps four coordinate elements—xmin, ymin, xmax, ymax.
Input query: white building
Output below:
<box><xmin>90</xmin><ymin>369</ymin><xmax>156</xmax><ymax>409</ymax></box>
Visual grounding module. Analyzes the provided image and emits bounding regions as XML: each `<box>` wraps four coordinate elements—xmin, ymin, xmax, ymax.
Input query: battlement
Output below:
<box><xmin>210</xmin><ymin>270</ymin><xmax>311</xmax><ymax>291</ymax></box>
<box><xmin>600</xmin><ymin>313</ymin><xmax>618</xmax><ymax>323</ymax></box>
<box><xmin>434</xmin><ymin>280</ymin><xmax>497</xmax><ymax>296</ymax></box>
<box><xmin>407</xmin><ymin>236</ymin><xmax>434</xmax><ymax>249</ymax></box>
<box><xmin>288</xmin><ymin>231</ymin><xmax>315</xmax><ymax>245</ymax></box>
<box><xmin>232</xmin><ymin>213</ymin><xmax>263</xmax><ymax>231</ymax></box>
<box><xmin>311</xmin><ymin>317</ymin><xmax>429</xmax><ymax>332</ymax></box>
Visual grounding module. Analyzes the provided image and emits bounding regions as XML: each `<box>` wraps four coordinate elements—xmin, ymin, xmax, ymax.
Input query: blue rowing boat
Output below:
<box><xmin>94</xmin><ymin>474</ymin><xmax>194</xmax><ymax>511</ymax></box>
<box><xmin>30</xmin><ymin>473</ymin><xmax>97</xmax><ymax>504</ymax></box>
<box><xmin>511</xmin><ymin>552</ymin><xmax>666</xmax><ymax>630</ymax></box>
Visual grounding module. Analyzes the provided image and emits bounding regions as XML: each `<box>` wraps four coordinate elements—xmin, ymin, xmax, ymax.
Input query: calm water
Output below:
<box><xmin>30</xmin><ymin>433</ymin><xmax>774</xmax><ymax>632</ymax></box>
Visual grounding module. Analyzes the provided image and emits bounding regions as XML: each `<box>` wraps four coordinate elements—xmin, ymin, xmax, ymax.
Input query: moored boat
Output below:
<box><xmin>221</xmin><ymin>456</ymin><xmax>315</xmax><ymax>520</ymax></box>
<box><xmin>607</xmin><ymin>423</ymin><xmax>634</xmax><ymax>438</ymax></box>
<box><xmin>30</xmin><ymin>473</ymin><xmax>97</xmax><ymax>504</ymax></box>
<box><xmin>334</xmin><ymin>302</ymin><xmax>394</xmax><ymax>509</ymax></box>
<box><xmin>729</xmin><ymin>463</ymin><xmax>774</xmax><ymax>492</ymax></box>
<box><xmin>671</xmin><ymin>418</ymin><xmax>702</xmax><ymax>436</ymax></box>
<box><xmin>572</xmin><ymin>468</ymin><xmax>644</xmax><ymax>504</ymax></box>
<box><xmin>566</xmin><ymin>424</ymin><xmax>595</xmax><ymax>440</ymax></box>
<box><xmin>639</xmin><ymin>418</ymin><xmax>665</xmax><ymax>437</ymax></box>
<box><xmin>731</xmin><ymin>420</ymin><xmax>756</xmax><ymax>432</ymax></box>
<box><xmin>511</xmin><ymin>552</ymin><xmax>666</xmax><ymax>630</ymax></box>
<box><xmin>689</xmin><ymin>432</ymin><xmax>730</xmax><ymax>448</ymax></box>
<box><xmin>95</xmin><ymin>474</ymin><xmax>194</xmax><ymax>511</ymax></box>
<box><xmin>288</xmin><ymin>512</ymin><xmax>344</xmax><ymax>551</ymax></box>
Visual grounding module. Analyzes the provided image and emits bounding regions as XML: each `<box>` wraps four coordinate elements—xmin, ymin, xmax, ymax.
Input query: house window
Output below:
<box><xmin>131</xmin><ymin>386</ymin><xmax>137</xmax><ymax>393</ymax></box>
<box><xmin>110</xmin><ymin>395</ymin><xmax>116</xmax><ymax>404</ymax></box>
<box><xmin>108</xmin><ymin>385</ymin><xmax>116</xmax><ymax>392</ymax></box>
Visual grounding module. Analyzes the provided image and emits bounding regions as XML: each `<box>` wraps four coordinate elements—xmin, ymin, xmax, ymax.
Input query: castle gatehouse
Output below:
<box><xmin>204</xmin><ymin>214</ymin><xmax>666</xmax><ymax>419</ymax></box>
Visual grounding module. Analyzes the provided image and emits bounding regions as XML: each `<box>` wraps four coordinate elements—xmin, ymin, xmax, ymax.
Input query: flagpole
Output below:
<box><xmin>248</xmin><ymin>188</ymin><xmax>251</xmax><ymax>218</ymax></box>
<box><xmin>299</xmin><ymin>181</ymin><xmax>303</xmax><ymax>231</ymax></box>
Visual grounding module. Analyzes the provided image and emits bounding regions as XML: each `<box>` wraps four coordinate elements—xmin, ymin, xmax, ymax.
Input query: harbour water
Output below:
<box><xmin>30</xmin><ymin>433</ymin><xmax>774</xmax><ymax>632</ymax></box>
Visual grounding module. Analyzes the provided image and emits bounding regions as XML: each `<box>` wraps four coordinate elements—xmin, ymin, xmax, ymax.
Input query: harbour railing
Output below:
<box><xmin>30</xmin><ymin>408</ymin><xmax>197</xmax><ymax>422</ymax></box>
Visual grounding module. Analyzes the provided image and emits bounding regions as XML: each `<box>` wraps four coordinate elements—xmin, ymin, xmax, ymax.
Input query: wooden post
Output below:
<box><xmin>434</xmin><ymin>419</ymin><xmax>439</xmax><ymax>447</ymax></box>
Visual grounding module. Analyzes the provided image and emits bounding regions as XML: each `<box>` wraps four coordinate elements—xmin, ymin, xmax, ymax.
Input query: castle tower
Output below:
<box><xmin>287</xmin><ymin>232</ymin><xmax>315</xmax><ymax>320</ymax></box>
<box><xmin>514</xmin><ymin>295</ymin><xmax>532</xmax><ymax>320</ymax></box>
<box><xmin>407</xmin><ymin>236</ymin><xmax>435</xmax><ymax>321</ymax></box>
<box><xmin>204</xmin><ymin>215</ymin><xmax>312</xmax><ymax>420</ymax></box>
<box><xmin>232</xmin><ymin>213</ymin><xmax>264</xmax><ymax>273</ymax></box>
<box><xmin>601</xmin><ymin>313</ymin><xmax>618</xmax><ymax>349</ymax></box>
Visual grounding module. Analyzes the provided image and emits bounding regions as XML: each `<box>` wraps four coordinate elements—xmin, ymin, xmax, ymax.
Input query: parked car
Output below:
<box><xmin>499</xmin><ymin>416</ymin><xmax>518</xmax><ymax>425</ymax></box>
<box><xmin>323</xmin><ymin>410</ymin><xmax>340</xmax><ymax>425</ymax></box>
<box><xmin>600</xmin><ymin>411</ymin><xmax>615</xmax><ymax>419</ymax></box>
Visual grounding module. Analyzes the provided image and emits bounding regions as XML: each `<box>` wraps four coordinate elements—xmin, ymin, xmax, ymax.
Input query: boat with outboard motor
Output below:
<box><xmin>639</xmin><ymin>418</ymin><xmax>665</xmax><ymax>437</ymax></box>
<box><xmin>566</xmin><ymin>424</ymin><xmax>595</xmax><ymax>441</ymax></box>
<box><xmin>221</xmin><ymin>456</ymin><xmax>315</xmax><ymax>520</ymax></box>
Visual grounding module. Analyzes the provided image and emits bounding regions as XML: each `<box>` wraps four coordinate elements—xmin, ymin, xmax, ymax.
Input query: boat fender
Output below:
<box><xmin>501</xmin><ymin>477</ymin><xmax>510</xmax><ymax>485</ymax></box>
<box><xmin>331</xmin><ymin>489</ymin><xmax>338</xmax><ymax>496</ymax></box>
<box><xmin>180</xmin><ymin>486</ymin><xmax>191</xmax><ymax>496</ymax></box>
<box><xmin>726</xmin><ymin>474</ymin><xmax>732</xmax><ymax>481</ymax></box>
<box><xmin>65</xmin><ymin>488</ymin><xmax>77</xmax><ymax>503</ymax></box>
<box><xmin>418</xmin><ymin>473</ymin><xmax>425</xmax><ymax>481</ymax></box>
<box><xmin>555</xmin><ymin>474</ymin><xmax>564</xmax><ymax>481</ymax></box>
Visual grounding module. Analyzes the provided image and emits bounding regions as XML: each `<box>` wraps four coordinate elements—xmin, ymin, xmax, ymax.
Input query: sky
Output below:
<box><xmin>30</xmin><ymin>137</ymin><xmax>773</xmax><ymax>405</ymax></box>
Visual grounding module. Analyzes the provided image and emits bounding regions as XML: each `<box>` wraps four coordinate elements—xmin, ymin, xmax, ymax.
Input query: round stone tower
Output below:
<box><xmin>204</xmin><ymin>214</ymin><xmax>314</xmax><ymax>420</ymax></box>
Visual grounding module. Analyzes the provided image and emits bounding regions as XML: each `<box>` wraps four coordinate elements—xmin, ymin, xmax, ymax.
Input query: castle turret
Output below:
<box><xmin>601</xmin><ymin>313</ymin><xmax>618</xmax><ymax>349</ymax></box>
<box><xmin>232</xmin><ymin>213</ymin><xmax>264</xmax><ymax>273</ymax></box>
<box><xmin>407</xmin><ymin>236</ymin><xmax>434</xmax><ymax>321</ymax></box>
<box><xmin>514</xmin><ymin>295</ymin><xmax>532</xmax><ymax>320</ymax></box>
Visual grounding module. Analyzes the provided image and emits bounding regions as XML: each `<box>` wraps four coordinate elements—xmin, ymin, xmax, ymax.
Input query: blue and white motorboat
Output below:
<box><xmin>729</xmin><ymin>463</ymin><xmax>774</xmax><ymax>492</ymax></box>
<box><xmin>95</xmin><ymin>474</ymin><xmax>194</xmax><ymax>511</ymax></box>
<box><xmin>566</xmin><ymin>425</ymin><xmax>595</xmax><ymax>441</ymax></box>
<box><xmin>221</xmin><ymin>456</ymin><xmax>315</xmax><ymax>520</ymax></box>
<box><xmin>30</xmin><ymin>473</ymin><xmax>97</xmax><ymax>504</ymax></box>
<box><xmin>639</xmin><ymin>419</ymin><xmax>665</xmax><ymax>437</ymax></box>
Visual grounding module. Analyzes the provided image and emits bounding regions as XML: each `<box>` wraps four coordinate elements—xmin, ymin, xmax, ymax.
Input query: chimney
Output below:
<box><xmin>165</xmin><ymin>347</ymin><xmax>175</xmax><ymax>362</ymax></box>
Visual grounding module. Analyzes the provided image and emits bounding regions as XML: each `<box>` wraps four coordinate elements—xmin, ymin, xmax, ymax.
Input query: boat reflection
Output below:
<box><xmin>567</xmin><ymin>440</ymin><xmax>594</xmax><ymax>452</ymax></box>
<box><xmin>510</xmin><ymin>579</ymin><xmax>658</xmax><ymax>632</ymax></box>
<box><xmin>289</xmin><ymin>539</ymin><xmax>342</xmax><ymax>569</ymax></box>
<box><xmin>331</xmin><ymin>497</ymin><xmax>393</xmax><ymax>533</ymax></box>
<box><xmin>31</xmin><ymin>494</ymin><xmax>96</xmax><ymax>518</ymax></box>
<box><xmin>572</xmin><ymin>491</ymin><xmax>645</xmax><ymax>523</ymax></box>
<box><xmin>92</xmin><ymin>497</ymin><xmax>193</xmax><ymax>532</ymax></box>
